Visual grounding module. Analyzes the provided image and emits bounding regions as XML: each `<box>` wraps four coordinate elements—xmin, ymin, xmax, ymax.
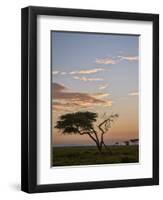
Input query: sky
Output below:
<box><xmin>51</xmin><ymin>31</ymin><xmax>139</xmax><ymax>146</ymax></box>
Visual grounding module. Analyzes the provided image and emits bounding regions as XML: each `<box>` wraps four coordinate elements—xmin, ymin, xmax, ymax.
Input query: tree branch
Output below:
<box><xmin>98</xmin><ymin>116</ymin><xmax>115</xmax><ymax>147</ymax></box>
<box><xmin>87</xmin><ymin>132</ymin><xmax>98</xmax><ymax>144</ymax></box>
<box><xmin>98</xmin><ymin>118</ymin><xmax>110</xmax><ymax>135</ymax></box>
<box><xmin>98</xmin><ymin>118</ymin><xmax>111</xmax><ymax>131</ymax></box>
<box><xmin>91</xmin><ymin>128</ymin><xmax>100</xmax><ymax>145</ymax></box>
<box><xmin>98</xmin><ymin>114</ymin><xmax>118</xmax><ymax>135</ymax></box>
<box><xmin>78</xmin><ymin>130</ymin><xmax>98</xmax><ymax>144</ymax></box>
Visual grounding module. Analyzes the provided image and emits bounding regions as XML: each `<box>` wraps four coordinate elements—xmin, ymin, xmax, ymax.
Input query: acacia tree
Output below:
<box><xmin>55</xmin><ymin>111</ymin><xmax>119</xmax><ymax>153</ymax></box>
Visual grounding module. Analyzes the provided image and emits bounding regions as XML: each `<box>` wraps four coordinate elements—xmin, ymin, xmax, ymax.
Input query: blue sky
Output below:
<box><xmin>52</xmin><ymin>32</ymin><xmax>138</xmax><ymax>94</ymax></box>
<box><xmin>51</xmin><ymin>31</ymin><xmax>139</xmax><ymax>145</ymax></box>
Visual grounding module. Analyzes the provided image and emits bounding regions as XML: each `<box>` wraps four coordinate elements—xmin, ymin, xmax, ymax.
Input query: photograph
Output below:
<box><xmin>51</xmin><ymin>31</ymin><xmax>139</xmax><ymax>167</ymax></box>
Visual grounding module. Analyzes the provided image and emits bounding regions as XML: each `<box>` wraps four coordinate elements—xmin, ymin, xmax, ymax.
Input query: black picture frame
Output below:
<box><xmin>21</xmin><ymin>6</ymin><xmax>159</xmax><ymax>193</ymax></box>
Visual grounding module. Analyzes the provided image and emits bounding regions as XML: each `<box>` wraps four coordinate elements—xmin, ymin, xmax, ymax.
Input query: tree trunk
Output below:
<box><xmin>97</xmin><ymin>143</ymin><xmax>102</xmax><ymax>153</ymax></box>
<box><xmin>101</xmin><ymin>141</ymin><xmax>112</xmax><ymax>155</ymax></box>
<box><xmin>86</xmin><ymin>134</ymin><xmax>102</xmax><ymax>153</ymax></box>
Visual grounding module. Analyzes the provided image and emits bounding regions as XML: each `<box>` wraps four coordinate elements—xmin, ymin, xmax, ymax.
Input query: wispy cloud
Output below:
<box><xmin>95</xmin><ymin>55</ymin><xmax>138</xmax><ymax>65</ymax></box>
<box><xmin>99</xmin><ymin>84</ymin><xmax>109</xmax><ymax>90</ymax></box>
<box><xmin>91</xmin><ymin>93</ymin><xmax>110</xmax><ymax>99</ymax></box>
<box><xmin>73</xmin><ymin>76</ymin><xmax>103</xmax><ymax>82</ymax></box>
<box><xmin>118</xmin><ymin>56</ymin><xmax>138</xmax><ymax>61</ymax></box>
<box><xmin>52</xmin><ymin>83</ymin><xmax>113</xmax><ymax>111</ymax></box>
<box><xmin>53</xmin><ymin>68</ymin><xmax>105</xmax><ymax>76</ymax></box>
<box><xmin>95</xmin><ymin>57</ymin><xmax>116</xmax><ymax>65</ymax></box>
<box><xmin>60</xmin><ymin>72</ymin><xmax>67</xmax><ymax>75</ymax></box>
<box><xmin>70</xmin><ymin>68</ymin><xmax>104</xmax><ymax>75</ymax></box>
<box><xmin>52</xmin><ymin>70</ymin><xmax>67</xmax><ymax>75</ymax></box>
<box><xmin>52</xmin><ymin>70</ymin><xmax>59</xmax><ymax>75</ymax></box>
<box><xmin>128</xmin><ymin>92</ymin><xmax>139</xmax><ymax>96</ymax></box>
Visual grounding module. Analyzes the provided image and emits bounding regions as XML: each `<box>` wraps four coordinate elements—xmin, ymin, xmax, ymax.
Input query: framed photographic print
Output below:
<box><xmin>21</xmin><ymin>6</ymin><xmax>159</xmax><ymax>193</ymax></box>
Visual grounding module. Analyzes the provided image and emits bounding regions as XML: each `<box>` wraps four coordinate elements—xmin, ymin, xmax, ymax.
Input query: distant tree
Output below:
<box><xmin>124</xmin><ymin>141</ymin><xmax>130</xmax><ymax>146</ymax></box>
<box><xmin>130</xmin><ymin>139</ymin><xmax>139</xmax><ymax>143</ymax></box>
<box><xmin>55</xmin><ymin>111</ymin><xmax>119</xmax><ymax>153</ymax></box>
<box><xmin>115</xmin><ymin>142</ymin><xmax>119</xmax><ymax>146</ymax></box>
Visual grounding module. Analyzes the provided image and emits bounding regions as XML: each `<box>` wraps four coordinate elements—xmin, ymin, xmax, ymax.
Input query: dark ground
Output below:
<box><xmin>52</xmin><ymin>145</ymin><xmax>139</xmax><ymax>166</ymax></box>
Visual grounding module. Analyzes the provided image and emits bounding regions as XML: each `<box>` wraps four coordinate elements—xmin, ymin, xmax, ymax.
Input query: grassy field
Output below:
<box><xmin>52</xmin><ymin>145</ymin><xmax>139</xmax><ymax>166</ymax></box>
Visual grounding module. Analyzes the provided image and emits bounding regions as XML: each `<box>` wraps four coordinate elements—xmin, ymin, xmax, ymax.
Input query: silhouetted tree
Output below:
<box><xmin>124</xmin><ymin>141</ymin><xmax>130</xmax><ymax>146</ymax></box>
<box><xmin>55</xmin><ymin>111</ymin><xmax>119</xmax><ymax>153</ymax></box>
<box><xmin>130</xmin><ymin>139</ymin><xmax>139</xmax><ymax>145</ymax></box>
